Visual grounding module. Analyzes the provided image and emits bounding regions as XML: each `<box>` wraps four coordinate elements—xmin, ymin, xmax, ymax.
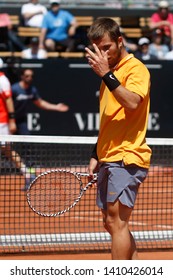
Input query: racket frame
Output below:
<box><xmin>27</xmin><ymin>169</ymin><xmax>97</xmax><ymax>217</ymax></box>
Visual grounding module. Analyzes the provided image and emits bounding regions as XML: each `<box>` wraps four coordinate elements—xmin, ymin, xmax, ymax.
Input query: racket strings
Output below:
<box><xmin>28</xmin><ymin>171</ymin><xmax>82</xmax><ymax>215</ymax></box>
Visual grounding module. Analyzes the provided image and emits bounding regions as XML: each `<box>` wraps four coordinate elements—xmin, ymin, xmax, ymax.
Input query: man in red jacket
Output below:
<box><xmin>0</xmin><ymin>58</ymin><xmax>35</xmax><ymax>190</ymax></box>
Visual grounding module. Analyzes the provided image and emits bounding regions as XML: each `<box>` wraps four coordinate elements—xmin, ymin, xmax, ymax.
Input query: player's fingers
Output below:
<box><xmin>101</xmin><ymin>49</ymin><xmax>109</xmax><ymax>59</ymax></box>
<box><xmin>92</xmin><ymin>43</ymin><xmax>102</xmax><ymax>58</ymax></box>
<box><xmin>85</xmin><ymin>47</ymin><xmax>97</xmax><ymax>60</ymax></box>
<box><xmin>86</xmin><ymin>55</ymin><xmax>95</xmax><ymax>66</ymax></box>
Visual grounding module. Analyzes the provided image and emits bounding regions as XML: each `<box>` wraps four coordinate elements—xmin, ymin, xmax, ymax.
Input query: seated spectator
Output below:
<box><xmin>21</xmin><ymin>0</ymin><xmax>47</xmax><ymax>28</ymax></box>
<box><xmin>39</xmin><ymin>0</ymin><xmax>78</xmax><ymax>52</ymax></box>
<box><xmin>21</xmin><ymin>37</ymin><xmax>48</xmax><ymax>59</ymax></box>
<box><xmin>164</xmin><ymin>46</ymin><xmax>173</xmax><ymax>59</ymax></box>
<box><xmin>0</xmin><ymin>13</ymin><xmax>25</xmax><ymax>51</ymax></box>
<box><xmin>134</xmin><ymin>37</ymin><xmax>158</xmax><ymax>60</ymax></box>
<box><xmin>149</xmin><ymin>1</ymin><xmax>173</xmax><ymax>48</ymax></box>
<box><xmin>121</xmin><ymin>31</ymin><xmax>138</xmax><ymax>53</ymax></box>
<box><xmin>149</xmin><ymin>28</ymin><xmax>169</xmax><ymax>59</ymax></box>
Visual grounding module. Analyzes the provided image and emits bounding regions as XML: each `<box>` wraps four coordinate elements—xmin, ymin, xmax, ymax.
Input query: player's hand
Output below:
<box><xmin>88</xmin><ymin>157</ymin><xmax>99</xmax><ymax>187</ymax></box>
<box><xmin>8</xmin><ymin>120</ymin><xmax>17</xmax><ymax>134</ymax></box>
<box><xmin>85</xmin><ymin>43</ymin><xmax>110</xmax><ymax>77</ymax></box>
<box><xmin>56</xmin><ymin>103</ymin><xmax>69</xmax><ymax>112</ymax></box>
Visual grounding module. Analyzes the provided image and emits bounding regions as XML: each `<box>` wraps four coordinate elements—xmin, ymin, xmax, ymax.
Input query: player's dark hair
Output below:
<box><xmin>20</xmin><ymin>68</ymin><xmax>33</xmax><ymax>76</ymax></box>
<box><xmin>87</xmin><ymin>17</ymin><xmax>121</xmax><ymax>43</ymax></box>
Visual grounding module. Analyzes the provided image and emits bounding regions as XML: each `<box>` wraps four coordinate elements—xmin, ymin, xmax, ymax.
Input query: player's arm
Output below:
<box><xmin>109</xmin><ymin>82</ymin><xmax>142</xmax><ymax>111</ymax></box>
<box><xmin>85</xmin><ymin>44</ymin><xmax>142</xmax><ymax>111</ymax></box>
<box><xmin>1</xmin><ymin>74</ymin><xmax>17</xmax><ymax>133</ymax></box>
<box><xmin>5</xmin><ymin>96</ymin><xmax>17</xmax><ymax>134</ymax></box>
<box><xmin>88</xmin><ymin>143</ymin><xmax>99</xmax><ymax>178</ymax></box>
<box><xmin>33</xmin><ymin>98</ymin><xmax>69</xmax><ymax>112</ymax></box>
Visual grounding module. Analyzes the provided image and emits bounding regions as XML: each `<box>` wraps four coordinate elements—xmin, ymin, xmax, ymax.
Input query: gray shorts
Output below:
<box><xmin>96</xmin><ymin>161</ymin><xmax>148</xmax><ymax>209</ymax></box>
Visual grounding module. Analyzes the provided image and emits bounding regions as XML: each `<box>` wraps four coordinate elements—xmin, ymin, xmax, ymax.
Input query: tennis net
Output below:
<box><xmin>0</xmin><ymin>135</ymin><xmax>173</xmax><ymax>254</ymax></box>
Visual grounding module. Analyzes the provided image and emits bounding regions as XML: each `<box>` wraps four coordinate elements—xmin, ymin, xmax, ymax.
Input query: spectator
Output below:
<box><xmin>134</xmin><ymin>37</ymin><xmax>158</xmax><ymax>60</ymax></box>
<box><xmin>11</xmin><ymin>68</ymin><xmax>69</xmax><ymax>135</ymax></box>
<box><xmin>21</xmin><ymin>0</ymin><xmax>47</xmax><ymax>28</ymax></box>
<box><xmin>21</xmin><ymin>37</ymin><xmax>48</xmax><ymax>59</ymax></box>
<box><xmin>39</xmin><ymin>0</ymin><xmax>78</xmax><ymax>52</ymax></box>
<box><xmin>0</xmin><ymin>13</ymin><xmax>25</xmax><ymax>51</ymax></box>
<box><xmin>164</xmin><ymin>45</ymin><xmax>173</xmax><ymax>59</ymax></box>
<box><xmin>0</xmin><ymin>58</ymin><xmax>36</xmax><ymax>191</ymax></box>
<box><xmin>121</xmin><ymin>30</ymin><xmax>138</xmax><ymax>53</ymax></box>
<box><xmin>149</xmin><ymin>1</ymin><xmax>173</xmax><ymax>48</ymax></box>
<box><xmin>149</xmin><ymin>28</ymin><xmax>169</xmax><ymax>59</ymax></box>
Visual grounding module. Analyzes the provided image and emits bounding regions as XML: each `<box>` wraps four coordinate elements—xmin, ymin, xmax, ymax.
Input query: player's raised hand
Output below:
<box><xmin>85</xmin><ymin>43</ymin><xmax>110</xmax><ymax>77</ymax></box>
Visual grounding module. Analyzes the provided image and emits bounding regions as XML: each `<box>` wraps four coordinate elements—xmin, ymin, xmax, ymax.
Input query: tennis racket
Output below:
<box><xmin>27</xmin><ymin>169</ymin><xmax>97</xmax><ymax>217</ymax></box>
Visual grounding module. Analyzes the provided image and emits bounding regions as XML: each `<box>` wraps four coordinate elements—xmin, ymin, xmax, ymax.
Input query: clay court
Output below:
<box><xmin>0</xmin><ymin>136</ymin><xmax>173</xmax><ymax>261</ymax></box>
<box><xmin>0</xmin><ymin>250</ymin><xmax>173</xmax><ymax>260</ymax></box>
<box><xmin>0</xmin><ymin>172</ymin><xmax>172</xmax><ymax>261</ymax></box>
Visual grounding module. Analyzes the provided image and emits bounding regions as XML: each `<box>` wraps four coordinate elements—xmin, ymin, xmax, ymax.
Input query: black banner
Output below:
<box><xmin>5</xmin><ymin>59</ymin><xmax>173</xmax><ymax>137</ymax></box>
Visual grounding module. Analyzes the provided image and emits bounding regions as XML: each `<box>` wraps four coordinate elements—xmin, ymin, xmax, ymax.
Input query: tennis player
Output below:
<box><xmin>0</xmin><ymin>58</ymin><xmax>35</xmax><ymax>190</ymax></box>
<box><xmin>85</xmin><ymin>18</ymin><xmax>152</xmax><ymax>260</ymax></box>
<box><xmin>12</xmin><ymin>68</ymin><xmax>69</xmax><ymax>135</ymax></box>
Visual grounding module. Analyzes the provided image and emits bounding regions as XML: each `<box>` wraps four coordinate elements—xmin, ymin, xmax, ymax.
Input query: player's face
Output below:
<box><xmin>22</xmin><ymin>70</ymin><xmax>34</xmax><ymax>84</ymax></box>
<box><xmin>92</xmin><ymin>33</ymin><xmax>123</xmax><ymax>69</ymax></box>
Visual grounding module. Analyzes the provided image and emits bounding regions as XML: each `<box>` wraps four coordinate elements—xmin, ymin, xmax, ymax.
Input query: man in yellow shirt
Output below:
<box><xmin>85</xmin><ymin>18</ymin><xmax>151</xmax><ymax>260</ymax></box>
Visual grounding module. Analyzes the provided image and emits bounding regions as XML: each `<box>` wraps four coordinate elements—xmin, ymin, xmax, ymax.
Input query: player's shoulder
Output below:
<box><xmin>131</xmin><ymin>55</ymin><xmax>148</xmax><ymax>69</ymax></box>
<box><xmin>0</xmin><ymin>72</ymin><xmax>10</xmax><ymax>83</ymax></box>
<box><xmin>0</xmin><ymin>71</ymin><xmax>5</xmax><ymax>78</ymax></box>
<box><xmin>11</xmin><ymin>82</ymin><xmax>20</xmax><ymax>90</ymax></box>
<box><xmin>127</xmin><ymin>55</ymin><xmax>150</xmax><ymax>77</ymax></box>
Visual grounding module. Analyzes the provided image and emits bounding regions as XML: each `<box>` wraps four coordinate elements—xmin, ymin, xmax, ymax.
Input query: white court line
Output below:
<box><xmin>155</xmin><ymin>225</ymin><xmax>173</xmax><ymax>229</ymax></box>
<box><xmin>129</xmin><ymin>222</ymin><xmax>173</xmax><ymax>230</ymax></box>
<box><xmin>0</xmin><ymin>230</ymin><xmax>173</xmax><ymax>247</ymax></box>
<box><xmin>73</xmin><ymin>216</ymin><xmax>173</xmax><ymax>230</ymax></box>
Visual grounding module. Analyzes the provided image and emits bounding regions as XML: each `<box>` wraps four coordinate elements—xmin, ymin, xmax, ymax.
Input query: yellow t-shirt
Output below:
<box><xmin>97</xmin><ymin>54</ymin><xmax>152</xmax><ymax>168</ymax></box>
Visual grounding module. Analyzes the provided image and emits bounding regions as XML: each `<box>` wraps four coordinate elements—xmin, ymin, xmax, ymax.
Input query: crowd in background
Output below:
<box><xmin>0</xmin><ymin>0</ymin><xmax>172</xmax><ymax>9</ymax></box>
<box><xmin>1</xmin><ymin>0</ymin><xmax>173</xmax><ymax>60</ymax></box>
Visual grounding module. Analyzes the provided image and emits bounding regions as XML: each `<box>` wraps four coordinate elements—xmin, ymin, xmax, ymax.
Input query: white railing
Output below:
<box><xmin>0</xmin><ymin>0</ymin><xmax>173</xmax><ymax>9</ymax></box>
